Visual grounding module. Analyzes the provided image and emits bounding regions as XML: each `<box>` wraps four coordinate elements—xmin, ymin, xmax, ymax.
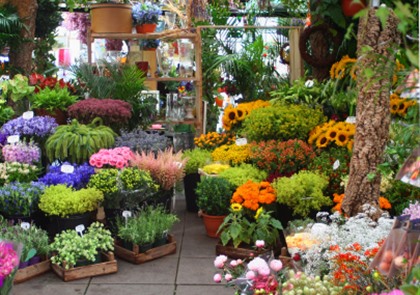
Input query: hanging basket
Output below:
<box><xmin>91</xmin><ymin>3</ymin><xmax>132</xmax><ymax>33</ymax></box>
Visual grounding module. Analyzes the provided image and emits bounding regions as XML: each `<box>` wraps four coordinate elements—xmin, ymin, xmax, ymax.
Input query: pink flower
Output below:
<box><xmin>230</xmin><ymin>260</ymin><xmax>238</xmax><ymax>267</ymax></box>
<box><xmin>224</xmin><ymin>273</ymin><xmax>232</xmax><ymax>281</ymax></box>
<box><xmin>213</xmin><ymin>273</ymin><xmax>222</xmax><ymax>283</ymax></box>
<box><xmin>248</xmin><ymin>257</ymin><xmax>268</xmax><ymax>272</ymax></box>
<box><xmin>258</xmin><ymin>266</ymin><xmax>271</xmax><ymax>276</ymax></box>
<box><xmin>214</xmin><ymin>255</ymin><xmax>228</xmax><ymax>269</ymax></box>
<box><xmin>255</xmin><ymin>240</ymin><xmax>265</xmax><ymax>248</ymax></box>
<box><xmin>236</xmin><ymin>259</ymin><xmax>243</xmax><ymax>265</ymax></box>
<box><xmin>269</xmin><ymin>259</ymin><xmax>283</xmax><ymax>272</ymax></box>
<box><xmin>246</xmin><ymin>271</ymin><xmax>255</xmax><ymax>279</ymax></box>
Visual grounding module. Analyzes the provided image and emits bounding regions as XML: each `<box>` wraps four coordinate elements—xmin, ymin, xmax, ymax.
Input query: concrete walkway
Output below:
<box><xmin>13</xmin><ymin>193</ymin><xmax>232</xmax><ymax>295</ymax></box>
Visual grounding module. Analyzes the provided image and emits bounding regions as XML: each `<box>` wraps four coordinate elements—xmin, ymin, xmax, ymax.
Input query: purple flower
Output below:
<box><xmin>402</xmin><ymin>201</ymin><xmax>420</xmax><ymax>220</ymax></box>
<box><xmin>1</xmin><ymin>115</ymin><xmax>58</xmax><ymax>139</ymax></box>
<box><xmin>39</xmin><ymin>162</ymin><xmax>95</xmax><ymax>189</ymax></box>
<box><xmin>2</xmin><ymin>142</ymin><xmax>41</xmax><ymax>164</ymax></box>
<box><xmin>0</xmin><ymin>181</ymin><xmax>45</xmax><ymax>216</ymax></box>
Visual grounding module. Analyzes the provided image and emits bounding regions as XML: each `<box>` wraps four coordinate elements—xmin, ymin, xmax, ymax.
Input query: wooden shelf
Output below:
<box><xmin>146</xmin><ymin>77</ymin><xmax>198</xmax><ymax>82</ymax></box>
<box><xmin>90</xmin><ymin>31</ymin><xmax>197</xmax><ymax>40</ymax></box>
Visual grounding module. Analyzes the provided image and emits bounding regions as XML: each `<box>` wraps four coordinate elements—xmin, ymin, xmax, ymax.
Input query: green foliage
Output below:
<box><xmin>117</xmin><ymin>205</ymin><xmax>179</xmax><ymax>245</ymax></box>
<box><xmin>88</xmin><ymin>168</ymin><xmax>119</xmax><ymax>195</ymax></box>
<box><xmin>182</xmin><ymin>148</ymin><xmax>212</xmax><ymax>174</ymax></box>
<box><xmin>31</xmin><ymin>87</ymin><xmax>78</xmax><ymax>111</ymax></box>
<box><xmin>50</xmin><ymin>222</ymin><xmax>114</xmax><ymax>270</ymax></box>
<box><xmin>273</xmin><ymin>171</ymin><xmax>331</xmax><ymax>217</ymax></box>
<box><xmin>0</xmin><ymin>4</ymin><xmax>24</xmax><ymax>50</ymax></box>
<box><xmin>240</xmin><ymin>104</ymin><xmax>326</xmax><ymax>142</ymax></box>
<box><xmin>45</xmin><ymin>118</ymin><xmax>116</xmax><ymax>164</ymax></box>
<box><xmin>38</xmin><ymin>184</ymin><xmax>104</xmax><ymax>217</ymax></box>
<box><xmin>196</xmin><ymin>177</ymin><xmax>236</xmax><ymax>216</ymax></box>
<box><xmin>218</xmin><ymin>163</ymin><xmax>267</xmax><ymax>187</ymax></box>
<box><xmin>0</xmin><ymin>74</ymin><xmax>34</xmax><ymax>102</ymax></box>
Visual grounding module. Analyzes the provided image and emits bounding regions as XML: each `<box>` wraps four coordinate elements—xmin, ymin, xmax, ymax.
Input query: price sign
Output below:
<box><xmin>122</xmin><ymin>210</ymin><xmax>132</xmax><ymax>218</ymax></box>
<box><xmin>332</xmin><ymin>160</ymin><xmax>340</xmax><ymax>170</ymax></box>
<box><xmin>22</xmin><ymin>111</ymin><xmax>34</xmax><ymax>120</ymax></box>
<box><xmin>75</xmin><ymin>224</ymin><xmax>85</xmax><ymax>237</ymax></box>
<box><xmin>61</xmin><ymin>164</ymin><xmax>75</xmax><ymax>174</ymax></box>
<box><xmin>7</xmin><ymin>135</ymin><xmax>19</xmax><ymax>144</ymax></box>
<box><xmin>21</xmin><ymin>222</ymin><xmax>30</xmax><ymax>230</ymax></box>
<box><xmin>235</xmin><ymin>138</ymin><xmax>248</xmax><ymax>146</ymax></box>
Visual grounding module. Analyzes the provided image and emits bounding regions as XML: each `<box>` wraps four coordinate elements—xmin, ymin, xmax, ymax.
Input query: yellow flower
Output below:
<box><xmin>231</xmin><ymin>203</ymin><xmax>242</xmax><ymax>212</ymax></box>
<box><xmin>316</xmin><ymin>135</ymin><xmax>329</xmax><ymax>149</ymax></box>
<box><xmin>326</xmin><ymin>127</ymin><xmax>339</xmax><ymax>141</ymax></box>
<box><xmin>335</xmin><ymin>130</ymin><xmax>349</xmax><ymax>147</ymax></box>
<box><xmin>254</xmin><ymin>207</ymin><xmax>263</xmax><ymax>219</ymax></box>
<box><xmin>347</xmin><ymin>139</ymin><xmax>354</xmax><ymax>151</ymax></box>
<box><xmin>330</xmin><ymin>62</ymin><xmax>339</xmax><ymax>79</ymax></box>
<box><xmin>235</xmin><ymin>105</ymin><xmax>247</xmax><ymax>121</ymax></box>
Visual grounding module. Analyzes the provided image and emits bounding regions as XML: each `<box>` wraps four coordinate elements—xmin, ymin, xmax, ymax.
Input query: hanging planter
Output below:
<box><xmin>91</xmin><ymin>3</ymin><xmax>132</xmax><ymax>33</ymax></box>
<box><xmin>341</xmin><ymin>0</ymin><xmax>367</xmax><ymax>17</ymax></box>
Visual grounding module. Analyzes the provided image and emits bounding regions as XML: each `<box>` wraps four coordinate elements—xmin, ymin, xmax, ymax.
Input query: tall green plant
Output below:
<box><xmin>0</xmin><ymin>4</ymin><xmax>24</xmax><ymax>51</ymax></box>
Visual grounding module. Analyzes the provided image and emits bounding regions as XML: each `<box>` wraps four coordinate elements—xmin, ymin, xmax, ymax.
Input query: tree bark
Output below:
<box><xmin>342</xmin><ymin>8</ymin><xmax>400</xmax><ymax>219</ymax></box>
<box><xmin>0</xmin><ymin>0</ymin><xmax>38</xmax><ymax>75</ymax></box>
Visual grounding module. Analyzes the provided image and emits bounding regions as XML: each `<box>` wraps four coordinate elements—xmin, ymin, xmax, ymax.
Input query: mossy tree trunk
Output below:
<box><xmin>342</xmin><ymin>8</ymin><xmax>400</xmax><ymax>218</ymax></box>
<box><xmin>0</xmin><ymin>0</ymin><xmax>38</xmax><ymax>75</ymax></box>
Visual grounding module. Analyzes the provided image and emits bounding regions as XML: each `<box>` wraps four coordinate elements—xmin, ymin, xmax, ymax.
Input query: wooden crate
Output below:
<box><xmin>14</xmin><ymin>258</ymin><xmax>51</xmax><ymax>284</ymax></box>
<box><xmin>216</xmin><ymin>242</ymin><xmax>272</xmax><ymax>260</ymax></box>
<box><xmin>51</xmin><ymin>252</ymin><xmax>118</xmax><ymax>282</ymax></box>
<box><xmin>114</xmin><ymin>234</ymin><xmax>176</xmax><ymax>264</ymax></box>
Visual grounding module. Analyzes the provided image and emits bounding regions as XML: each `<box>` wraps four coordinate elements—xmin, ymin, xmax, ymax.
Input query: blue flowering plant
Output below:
<box><xmin>0</xmin><ymin>115</ymin><xmax>58</xmax><ymax>142</ymax></box>
<box><xmin>39</xmin><ymin>162</ymin><xmax>95</xmax><ymax>190</ymax></box>
<box><xmin>0</xmin><ymin>181</ymin><xmax>45</xmax><ymax>217</ymax></box>
<box><xmin>132</xmin><ymin>2</ymin><xmax>162</xmax><ymax>25</ymax></box>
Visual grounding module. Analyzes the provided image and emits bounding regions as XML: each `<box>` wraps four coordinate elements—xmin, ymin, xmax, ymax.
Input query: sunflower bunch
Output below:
<box><xmin>211</xmin><ymin>143</ymin><xmax>250</xmax><ymax>165</ymax></box>
<box><xmin>308</xmin><ymin>120</ymin><xmax>355</xmax><ymax>151</ymax></box>
<box><xmin>222</xmin><ymin>100</ymin><xmax>270</xmax><ymax>132</ymax></box>
<box><xmin>390</xmin><ymin>93</ymin><xmax>417</xmax><ymax>117</ymax></box>
<box><xmin>231</xmin><ymin>180</ymin><xmax>276</xmax><ymax>212</ymax></box>
<box><xmin>193</xmin><ymin>132</ymin><xmax>235</xmax><ymax>150</ymax></box>
<box><xmin>330</xmin><ymin>55</ymin><xmax>357</xmax><ymax>80</ymax></box>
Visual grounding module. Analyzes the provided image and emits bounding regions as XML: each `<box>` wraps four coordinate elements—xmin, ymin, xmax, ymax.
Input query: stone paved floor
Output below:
<box><xmin>13</xmin><ymin>192</ymin><xmax>232</xmax><ymax>295</ymax></box>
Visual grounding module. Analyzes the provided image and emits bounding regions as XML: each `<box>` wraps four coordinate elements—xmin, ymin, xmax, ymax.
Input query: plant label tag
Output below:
<box><xmin>75</xmin><ymin>224</ymin><xmax>85</xmax><ymax>236</ymax></box>
<box><xmin>175</xmin><ymin>161</ymin><xmax>183</xmax><ymax>169</ymax></box>
<box><xmin>7</xmin><ymin>135</ymin><xmax>19</xmax><ymax>144</ymax></box>
<box><xmin>236</xmin><ymin>138</ymin><xmax>247</xmax><ymax>146</ymax></box>
<box><xmin>332</xmin><ymin>160</ymin><xmax>340</xmax><ymax>170</ymax></box>
<box><xmin>22</xmin><ymin>111</ymin><xmax>34</xmax><ymax>120</ymax></box>
<box><xmin>61</xmin><ymin>165</ymin><xmax>75</xmax><ymax>174</ymax></box>
<box><xmin>122</xmin><ymin>210</ymin><xmax>132</xmax><ymax>218</ymax></box>
<box><xmin>20</xmin><ymin>222</ymin><xmax>30</xmax><ymax>230</ymax></box>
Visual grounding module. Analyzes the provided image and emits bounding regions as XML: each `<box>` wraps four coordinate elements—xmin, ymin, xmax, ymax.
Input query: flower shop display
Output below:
<box><xmin>89</xmin><ymin>147</ymin><xmax>133</xmax><ymax>169</ymax></box>
<box><xmin>0</xmin><ymin>182</ymin><xmax>45</xmax><ymax>221</ymax></box>
<box><xmin>196</xmin><ymin>177</ymin><xmax>236</xmax><ymax>238</ymax></box>
<box><xmin>211</xmin><ymin>143</ymin><xmax>251</xmax><ymax>165</ymax></box>
<box><xmin>132</xmin><ymin>1</ymin><xmax>161</xmax><ymax>33</ymax></box>
<box><xmin>67</xmin><ymin>98</ymin><xmax>132</xmax><ymax>131</ymax></box>
<box><xmin>308</xmin><ymin>120</ymin><xmax>355</xmax><ymax>150</ymax></box>
<box><xmin>0</xmin><ymin>162</ymin><xmax>40</xmax><ymax>186</ymax></box>
<box><xmin>0</xmin><ymin>240</ymin><xmax>21</xmax><ymax>295</ymax></box>
<box><xmin>115</xmin><ymin>129</ymin><xmax>170</xmax><ymax>155</ymax></box>
<box><xmin>218</xmin><ymin>163</ymin><xmax>268</xmax><ymax>188</ymax></box>
<box><xmin>45</xmin><ymin>118</ymin><xmax>116</xmax><ymax>164</ymax></box>
<box><xmin>38</xmin><ymin>162</ymin><xmax>95</xmax><ymax>189</ymax></box>
<box><xmin>50</xmin><ymin>222</ymin><xmax>117</xmax><ymax>281</ymax></box>
<box><xmin>114</xmin><ymin>206</ymin><xmax>178</xmax><ymax>264</ymax></box>
<box><xmin>193</xmin><ymin>132</ymin><xmax>235</xmax><ymax>150</ymax></box>
<box><xmin>222</xmin><ymin>100</ymin><xmax>270</xmax><ymax>132</ymax></box>
<box><xmin>0</xmin><ymin>115</ymin><xmax>58</xmax><ymax>141</ymax></box>
<box><xmin>248</xmin><ymin>139</ymin><xmax>315</xmax><ymax>178</ymax></box>
<box><xmin>182</xmin><ymin>148</ymin><xmax>212</xmax><ymax>212</ymax></box>
<box><xmin>2</xmin><ymin>142</ymin><xmax>40</xmax><ymax>165</ymax></box>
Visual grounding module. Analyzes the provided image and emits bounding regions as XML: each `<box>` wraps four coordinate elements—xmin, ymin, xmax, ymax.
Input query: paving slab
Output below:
<box><xmin>85</xmin><ymin>284</ymin><xmax>174</xmax><ymax>295</ymax></box>
<box><xmin>13</xmin><ymin>283</ymin><xmax>87</xmax><ymax>295</ymax></box>
<box><xmin>176</xmin><ymin>257</ymin><xmax>218</xmax><ymax>285</ymax></box>
<box><xmin>175</xmin><ymin>285</ymin><xmax>234</xmax><ymax>295</ymax></box>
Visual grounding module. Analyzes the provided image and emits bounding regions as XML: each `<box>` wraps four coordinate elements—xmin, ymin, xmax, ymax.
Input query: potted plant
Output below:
<box><xmin>50</xmin><ymin>222</ymin><xmax>114</xmax><ymax>270</ymax></box>
<box><xmin>38</xmin><ymin>184</ymin><xmax>104</xmax><ymax>236</ymax></box>
<box><xmin>140</xmin><ymin>39</ymin><xmax>160</xmax><ymax>51</ymax></box>
<box><xmin>39</xmin><ymin>162</ymin><xmax>95</xmax><ymax>190</ymax></box>
<box><xmin>0</xmin><ymin>74</ymin><xmax>35</xmax><ymax>115</ymax></box>
<box><xmin>181</xmin><ymin>148</ymin><xmax>212</xmax><ymax>212</ymax></box>
<box><xmin>0</xmin><ymin>115</ymin><xmax>58</xmax><ymax>143</ymax></box>
<box><xmin>0</xmin><ymin>181</ymin><xmax>45</xmax><ymax>223</ymax></box>
<box><xmin>45</xmin><ymin>118</ymin><xmax>116</xmax><ymax>164</ymax></box>
<box><xmin>218</xmin><ymin>163</ymin><xmax>268</xmax><ymax>188</ymax></box>
<box><xmin>132</xmin><ymin>1</ymin><xmax>161</xmax><ymax>33</ymax></box>
<box><xmin>2</xmin><ymin>141</ymin><xmax>41</xmax><ymax>164</ymax></box>
<box><xmin>195</xmin><ymin>176</ymin><xmax>236</xmax><ymax>238</ymax></box>
<box><xmin>88</xmin><ymin>147</ymin><xmax>133</xmax><ymax>169</ymax></box>
<box><xmin>0</xmin><ymin>162</ymin><xmax>40</xmax><ymax>186</ymax></box>
<box><xmin>115</xmin><ymin>129</ymin><xmax>170</xmax><ymax>155</ymax></box>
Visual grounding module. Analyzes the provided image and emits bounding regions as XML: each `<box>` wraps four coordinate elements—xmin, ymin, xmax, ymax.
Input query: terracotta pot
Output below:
<box><xmin>201</xmin><ymin>213</ymin><xmax>226</xmax><ymax>238</ymax></box>
<box><xmin>135</xmin><ymin>23</ymin><xmax>157</xmax><ymax>34</ymax></box>
<box><xmin>91</xmin><ymin>3</ymin><xmax>132</xmax><ymax>33</ymax></box>
<box><xmin>215</xmin><ymin>97</ymin><xmax>223</xmax><ymax>107</ymax></box>
<box><xmin>341</xmin><ymin>0</ymin><xmax>367</xmax><ymax>17</ymax></box>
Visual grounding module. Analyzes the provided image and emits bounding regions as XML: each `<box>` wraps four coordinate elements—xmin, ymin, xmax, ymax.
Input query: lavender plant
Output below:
<box><xmin>2</xmin><ymin>142</ymin><xmax>41</xmax><ymax>164</ymax></box>
<box><xmin>0</xmin><ymin>181</ymin><xmax>45</xmax><ymax>217</ymax></box>
<box><xmin>39</xmin><ymin>162</ymin><xmax>95</xmax><ymax>189</ymax></box>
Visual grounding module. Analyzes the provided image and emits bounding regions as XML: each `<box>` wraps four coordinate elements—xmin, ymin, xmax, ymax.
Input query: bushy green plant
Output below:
<box><xmin>45</xmin><ymin>118</ymin><xmax>116</xmax><ymax>163</ymax></box>
<box><xmin>182</xmin><ymin>148</ymin><xmax>212</xmax><ymax>175</ymax></box>
<box><xmin>0</xmin><ymin>74</ymin><xmax>34</xmax><ymax>114</ymax></box>
<box><xmin>196</xmin><ymin>177</ymin><xmax>236</xmax><ymax>216</ymax></box>
<box><xmin>38</xmin><ymin>184</ymin><xmax>104</xmax><ymax>217</ymax></box>
<box><xmin>30</xmin><ymin>87</ymin><xmax>78</xmax><ymax>111</ymax></box>
<box><xmin>50</xmin><ymin>222</ymin><xmax>114</xmax><ymax>270</ymax></box>
<box><xmin>87</xmin><ymin>168</ymin><xmax>119</xmax><ymax>194</ymax></box>
<box><xmin>218</xmin><ymin>163</ymin><xmax>267</xmax><ymax>187</ymax></box>
<box><xmin>272</xmin><ymin>171</ymin><xmax>331</xmax><ymax>217</ymax></box>
<box><xmin>240</xmin><ymin>104</ymin><xmax>326</xmax><ymax>142</ymax></box>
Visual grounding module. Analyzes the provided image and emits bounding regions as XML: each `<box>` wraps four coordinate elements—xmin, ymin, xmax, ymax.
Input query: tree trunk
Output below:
<box><xmin>0</xmin><ymin>0</ymin><xmax>38</xmax><ymax>75</ymax></box>
<box><xmin>342</xmin><ymin>8</ymin><xmax>400</xmax><ymax>219</ymax></box>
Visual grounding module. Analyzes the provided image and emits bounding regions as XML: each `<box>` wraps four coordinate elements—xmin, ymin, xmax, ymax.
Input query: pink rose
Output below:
<box><xmin>213</xmin><ymin>273</ymin><xmax>222</xmax><ymax>283</ymax></box>
<box><xmin>230</xmin><ymin>260</ymin><xmax>238</xmax><ymax>267</ymax></box>
<box><xmin>245</xmin><ymin>271</ymin><xmax>255</xmax><ymax>280</ymax></box>
<box><xmin>224</xmin><ymin>273</ymin><xmax>232</xmax><ymax>281</ymax></box>
<box><xmin>269</xmin><ymin>259</ymin><xmax>283</xmax><ymax>272</ymax></box>
<box><xmin>255</xmin><ymin>240</ymin><xmax>265</xmax><ymax>248</ymax></box>
<box><xmin>214</xmin><ymin>255</ymin><xmax>228</xmax><ymax>269</ymax></box>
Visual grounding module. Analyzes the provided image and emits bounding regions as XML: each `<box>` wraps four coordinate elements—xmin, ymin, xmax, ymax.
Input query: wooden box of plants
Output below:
<box><xmin>114</xmin><ymin>234</ymin><xmax>177</xmax><ymax>264</ymax></box>
<box><xmin>51</xmin><ymin>251</ymin><xmax>118</xmax><ymax>282</ymax></box>
<box><xmin>14</xmin><ymin>257</ymin><xmax>51</xmax><ymax>284</ymax></box>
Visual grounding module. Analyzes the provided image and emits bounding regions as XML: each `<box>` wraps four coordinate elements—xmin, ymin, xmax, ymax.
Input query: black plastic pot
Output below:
<box><xmin>47</xmin><ymin>210</ymin><xmax>96</xmax><ymax>238</ymax></box>
<box><xmin>183</xmin><ymin>173</ymin><xmax>200</xmax><ymax>212</ymax></box>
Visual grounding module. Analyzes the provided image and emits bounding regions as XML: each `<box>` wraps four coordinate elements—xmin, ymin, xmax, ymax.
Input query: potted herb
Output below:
<box><xmin>132</xmin><ymin>2</ymin><xmax>161</xmax><ymax>33</ymax></box>
<box><xmin>181</xmin><ymin>148</ymin><xmax>212</xmax><ymax>212</ymax></box>
<box><xmin>115</xmin><ymin>129</ymin><xmax>170</xmax><ymax>155</ymax></box>
<box><xmin>195</xmin><ymin>177</ymin><xmax>236</xmax><ymax>238</ymax></box>
<box><xmin>50</xmin><ymin>222</ymin><xmax>114</xmax><ymax>270</ymax></box>
<box><xmin>39</xmin><ymin>162</ymin><xmax>95</xmax><ymax>189</ymax></box>
<box><xmin>38</xmin><ymin>184</ymin><xmax>104</xmax><ymax>236</ymax></box>
<box><xmin>67</xmin><ymin>98</ymin><xmax>132</xmax><ymax>132</ymax></box>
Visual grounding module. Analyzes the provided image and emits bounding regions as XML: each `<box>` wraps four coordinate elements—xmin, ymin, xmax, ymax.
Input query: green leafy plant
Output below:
<box><xmin>218</xmin><ymin>163</ymin><xmax>267</xmax><ymax>187</ymax></box>
<box><xmin>0</xmin><ymin>4</ymin><xmax>24</xmax><ymax>56</ymax></box>
<box><xmin>196</xmin><ymin>177</ymin><xmax>236</xmax><ymax>216</ymax></box>
<box><xmin>182</xmin><ymin>148</ymin><xmax>212</xmax><ymax>175</ymax></box>
<box><xmin>45</xmin><ymin>118</ymin><xmax>116</xmax><ymax>163</ymax></box>
<box><xmin>30</xmin><ymin>86</ymin><xmax>78</xmax><ymax>111</ymax></box>
<box><xmin>38</xmin><ymin>184</ymin><xmax>104</xmax><ymax>217</ymax></box>
<box><xmin>0</xmin><ymin>74</ymin><xmax>34</xmax><ymax>115</ymax></box>
<box><xmin>272</xmin><ymin>171</ymin><xmax>331</xmax><ymax>217</ymax></box>
<box><xmin>50</xmin><ymin>222</ymin><xmax>114</xmax><ymax>270</ymax></box>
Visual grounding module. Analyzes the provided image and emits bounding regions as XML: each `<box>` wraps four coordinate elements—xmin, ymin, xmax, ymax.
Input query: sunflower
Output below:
<box><xmin>222</xmin><ymin>105</ymin><xmax>237</xmax><ymax>130</ymax></box>
<box><xmin>330</xmin><ymin>62</ymin><xmax>339</xmax><ymax>79</ymax></box>
<box><xmin>347</xmin><ymin>139</ymin><xmax>354</xmax><ymax>151</ymax></box>
<box><xmin>231</xmin><ymin>203</ymin><xmax>243</xmax><ymax>212</ymax></box>
<box><xmin>390</xmin><ymin>99</ymin><xmax>399</xmax><ymax>115</ymax></box>
<box><xmin>326</xmin><ymin>127</ymin><xmax>339</xmax><ymax>141</ymax></box>
<box><xmin>335</xmin><ymin>130</ymin><xmax>349</xmax><ymax>147</ymax></box>
<box><xmin>254</xmin><ymin>207</ymin><xmax>263</xmax><ymax>219</ymax></box>
<box><xmin>316</xmin><ymin>135</ymin><xmax>329</xmax><ymax>149</ymax></box>
<box><xmin>235</xmin><ymin>105</ymin><xmax>247</xmax><ymax>121</ymax></box>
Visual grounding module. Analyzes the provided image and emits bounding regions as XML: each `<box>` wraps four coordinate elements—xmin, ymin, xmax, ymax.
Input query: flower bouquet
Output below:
<box><xmin>0</xmin><ymin>240</ymin><xmax>21</xmax><ymax>295</ymax></box>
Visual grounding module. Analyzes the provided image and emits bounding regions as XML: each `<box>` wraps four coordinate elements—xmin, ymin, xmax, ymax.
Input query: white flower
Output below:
<box><xmin>305</xmin><ymin>80</ymin><xmax>314</xmax><ymax>88</ymax></box>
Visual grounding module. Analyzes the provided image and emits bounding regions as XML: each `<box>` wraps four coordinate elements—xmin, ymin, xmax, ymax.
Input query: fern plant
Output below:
<box><xmin>45</xmin><ymin>117</ymin><xmax>116</xmax><ymax>164</ymax></box>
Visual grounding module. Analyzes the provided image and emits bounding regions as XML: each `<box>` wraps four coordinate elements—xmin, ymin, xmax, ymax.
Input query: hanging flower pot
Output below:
<box><xmin>91</xmin><ymin>3</ymin><xmax>132</xmax><ymax>33</ymax></box>
<box><xmin>341</xmin><ymin>0</ymin><xmax>367</xmax><ymax>17</ymax></box>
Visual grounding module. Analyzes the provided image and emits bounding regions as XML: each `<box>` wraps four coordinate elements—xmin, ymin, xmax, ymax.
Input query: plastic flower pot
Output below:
<box><xmin>28</xmin><ymin>256</ymin><xmax>42</xmax><ymax>266</ymax></box>
<box><xmin>47</xmin><ymin>210</ymin><xmax>96</xmax><ymax>238</ymax></box>
<box><xmin>183</xmin><ymin>173</ymin><xmax>200</xmax><ymax>213</ymax></box>
<box><xmin>139</xmin><ymin>242</ymin><xmax>153</xmax><ymax>253</ymax></box>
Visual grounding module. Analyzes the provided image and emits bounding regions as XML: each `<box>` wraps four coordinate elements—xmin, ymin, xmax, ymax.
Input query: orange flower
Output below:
<box><xmin>379</xmin><ymin>196</ymin><xmax>391</xmax><ymax>209</ymax></box>
<box><xmin>231</xmin><ymin>180</ymin><xmax>276</xmax><ymax>211</ymax></box>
